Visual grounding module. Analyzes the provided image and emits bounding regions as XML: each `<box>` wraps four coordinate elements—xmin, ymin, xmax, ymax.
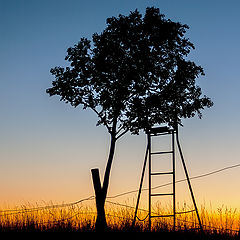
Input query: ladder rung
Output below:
<box><xmin>149</xmin><ymin>126</ymin><xmax>170</xmax><ymax>134</ymax></box>
<box><xmin>176</xmin><ymin>209</ymin><xmax>196</xmax><ymax>215</ymax></box>
<box><xmin>151</xmin><ymin>171</ymin><xmax>173</xmax><ymax>176</ymax></box>
<box><xmin>150</xmin><ymin>214</ymin><xmax>174</xmax><ymax>218</ymax></box>
<box><xmin>151</xmin><ymin>193</ymin><xmax>174</xmax><ymax>197</ymax></box>
<box><xmin>150</xmin><ymin>132</ymin><xmax>172</xmax><ymax>137</ymax></box>
<box><xmin>150</xmin><ymin>131</ymin><xmax>175</xmax><ymax>137</ymax></box>
<box><xmin>151</xmin><ymin>151</ymin><xmax>173</xmax><ymax>155</ymax></box>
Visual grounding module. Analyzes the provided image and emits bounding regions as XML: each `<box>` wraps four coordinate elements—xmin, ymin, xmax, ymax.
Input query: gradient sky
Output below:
<box><xmin>0</xmin><ymin>0</ymin><xmax>240</xmax><ymax>210</ymax></box>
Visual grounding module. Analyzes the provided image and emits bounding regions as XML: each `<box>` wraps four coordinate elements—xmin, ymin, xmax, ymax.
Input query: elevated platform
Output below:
<box><xmin>148</xmin><ymin>126</ymin><xmax>174</xmax><ymax>135</ymax></box>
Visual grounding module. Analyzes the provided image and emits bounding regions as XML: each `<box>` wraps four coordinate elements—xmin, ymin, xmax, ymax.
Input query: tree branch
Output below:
<box><xmin>116</xmin><ymin>128</ymin><xmax>129</xmax><ymax>140</ymax></box>
<box><xmin>116</xmin><ymin>124</ymin><xmax>124</xmax><ymax>136</ymax></box>
<box><xmin>91</xmin><ymin>108</ymin><xmax>112</xmax><ymax>133</ymax></box>
<box><xmin>82</xmin><ymin>101</ymin><xmax>112</xmax><ymax>134</ymax></box>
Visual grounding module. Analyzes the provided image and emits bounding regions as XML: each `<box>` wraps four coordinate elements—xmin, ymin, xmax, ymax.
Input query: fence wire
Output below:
<box><xmin>1</xmin><ymin>162</ymin><xmax>239</xmax><ymax>214</ymax></box>
<box><xmin>0</xmin><ymin>162</ymin><xmax>239</xmax><ymax>233</ymax></box>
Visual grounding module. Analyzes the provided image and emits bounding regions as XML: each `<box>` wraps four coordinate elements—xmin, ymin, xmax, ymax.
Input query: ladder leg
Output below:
<box><xmin>176</xmin><ymin>126</ymin><xmax>203</xmax><ymax>232</ymax></box>
<box><xmin>132</xmin><ymin>140</ymin><xmax>149</xmax><ymax>228</ymax></box>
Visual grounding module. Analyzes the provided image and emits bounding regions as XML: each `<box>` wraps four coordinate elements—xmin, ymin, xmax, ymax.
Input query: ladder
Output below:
<box><xmin>148</xmin><ymin>126</ymin><xmax>176</xmax><ymax>230</ymax></box>
<box><xmin>132</xmin><ymin>125</ymin><xmax>203</xmax><ymax>232</ymax></box>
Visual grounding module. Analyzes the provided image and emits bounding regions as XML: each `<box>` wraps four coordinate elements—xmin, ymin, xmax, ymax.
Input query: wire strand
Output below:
<box><xmin>107</xmin><ymin>163</ymin><xmax>240</xmax><ymax>199</ymax></box>
<box><xmin>0</xmin><ymin>163</ymin><xmax>239</xmax><ymax>214</ymax></box>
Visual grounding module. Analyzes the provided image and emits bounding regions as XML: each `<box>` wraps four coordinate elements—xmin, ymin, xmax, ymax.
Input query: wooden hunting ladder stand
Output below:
<box><xmin>132</xmin><ymin>125</ymin><xmax>203</xmax><ymax>231</ymax></box>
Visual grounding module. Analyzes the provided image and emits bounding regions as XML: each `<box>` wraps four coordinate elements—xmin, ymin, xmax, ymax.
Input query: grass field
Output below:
<box><xmin>0</xmin><ymin>200</ymin><xmax>239</xmax><ymax>239</ymax></box>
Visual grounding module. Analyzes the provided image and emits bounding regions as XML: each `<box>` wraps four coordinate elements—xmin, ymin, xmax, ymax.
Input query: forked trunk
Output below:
<box><xmin>91</xmin><ymin>132</ymin><xmax>116</xmax><ymax>231</ymax></box>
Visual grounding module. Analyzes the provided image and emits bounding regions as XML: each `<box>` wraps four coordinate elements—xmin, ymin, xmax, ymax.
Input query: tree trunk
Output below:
<box><xmin>91</xmin><ymin>131</ymin><xmax>117</xmax><ymax>231</ymax></box>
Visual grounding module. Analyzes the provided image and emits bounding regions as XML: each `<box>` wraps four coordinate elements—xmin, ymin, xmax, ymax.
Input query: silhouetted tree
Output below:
<box><xmin>46</xmin><ymin>7</ymin><xmax>213</xmax><ymax>231</ymax></box>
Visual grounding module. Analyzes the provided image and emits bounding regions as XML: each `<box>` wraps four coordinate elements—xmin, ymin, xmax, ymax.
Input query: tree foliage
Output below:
<box><xmin>47</xmin><ymin>7</ymin><xmax>213</xmax><ymax>138</ymax></box>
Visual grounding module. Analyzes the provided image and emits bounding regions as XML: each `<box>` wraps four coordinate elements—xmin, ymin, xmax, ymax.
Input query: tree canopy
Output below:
<box><xmin>47</xmin><ymin>7</ymin><xmax>213</xmax><ymax>137</ymax></box>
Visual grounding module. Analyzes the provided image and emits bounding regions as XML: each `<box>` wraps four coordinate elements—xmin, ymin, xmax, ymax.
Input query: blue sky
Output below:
<box><xmin>0</xmin><ymin>0</ymin><xmax>240</xmax><ymax>208</ymax></box>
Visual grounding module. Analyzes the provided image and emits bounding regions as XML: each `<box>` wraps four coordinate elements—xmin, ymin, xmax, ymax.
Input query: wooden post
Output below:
<box><xmin>91</xmin><ymin>168</ymin><xmax>107</xmax><ymax>231</ymax></box>
<box><xmin>91</xmin><ymin>168</ymin><xmax>102</xmax><ymax>197</ymax></box>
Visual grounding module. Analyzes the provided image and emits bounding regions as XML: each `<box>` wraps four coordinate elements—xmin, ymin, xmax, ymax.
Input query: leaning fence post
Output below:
<box><xmin>91</xmin><ymin>168</ymin><xmax>107</xmax><ymax>231</ymax></box>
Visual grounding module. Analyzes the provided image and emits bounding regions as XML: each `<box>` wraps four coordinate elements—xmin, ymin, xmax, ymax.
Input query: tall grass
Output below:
<box><xmin>0</xmin><ymin>200</ymin><xmax>239</xmax><ymax>237</ymax></box>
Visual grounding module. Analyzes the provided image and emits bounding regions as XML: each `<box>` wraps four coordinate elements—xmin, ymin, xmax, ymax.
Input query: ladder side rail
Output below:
<box><xmin>148</xmin><ymin>133</ymin><xmax>152</xmax><ymax>231</ymax></box>
<box><xmin>172</xmin><ymin>130</ymin><xmax>176</xmax><ymax>230</ymax></box>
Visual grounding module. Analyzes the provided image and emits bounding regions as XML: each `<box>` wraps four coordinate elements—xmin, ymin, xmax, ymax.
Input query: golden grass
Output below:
<box><xmin>0</xmin><ymin>200</ymin><xmax>239</xmax><ymax>235</ymax></box>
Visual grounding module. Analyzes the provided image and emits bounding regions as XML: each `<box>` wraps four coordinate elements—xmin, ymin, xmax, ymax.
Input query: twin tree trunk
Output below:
<box><xmin>91</xmin><ymin>133</ymin><xmax>116</xmax><ymax>231</ymax></box>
